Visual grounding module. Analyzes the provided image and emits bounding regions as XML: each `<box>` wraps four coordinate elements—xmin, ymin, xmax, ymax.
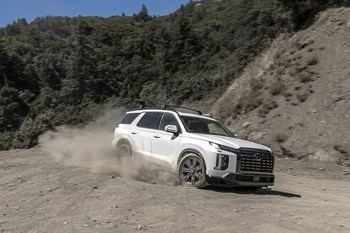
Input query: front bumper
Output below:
<box><xmin>207</xmin><ymin>173</ymin><xmax>275</xmax><ymax>187</ymax></box>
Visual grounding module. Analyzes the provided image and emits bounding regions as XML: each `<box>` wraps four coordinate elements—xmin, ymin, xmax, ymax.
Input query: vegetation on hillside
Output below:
<box><xmin>0</xmin><ymin>0</ymin><xmax>349</xmax><ymax>150</ymax></box>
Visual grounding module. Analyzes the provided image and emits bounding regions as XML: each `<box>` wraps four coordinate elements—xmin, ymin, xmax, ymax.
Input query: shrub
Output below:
<box><xmin>294</xmin><ymin>63</ymin><xmax>307</xmax><ymax>73</ymax></box>
<box><xmin>235</xmin><ymin>91</ymin><xmax>263</xmax><ymax>114</ymax></box>
<box><xmin>0</xmin><ymin>87</ymin><xmax>29</xmax><ymax>131</ymax></box>
<box><xmin>258</xmin><ymin>101</ymin><xmax>278</xmax><ymax>118</ymax></box>
<box><xmin>250</xmin><ymin>78</ymin><xmax>264</xmax><ymax>92</ymax></box>
<box><xmin>306</xmin><ymin>56</ymin><xmax>318</xmax><ymax>66</ymax></box>
<box><xmin>274</xmin><ymin>132</ymin><xmax>288</xmax><ymax>143</ymax></box>
<box><xmin>0</xmin><ymin>131</ymin><xmax>16</xmax><ymax>150</ymax></box>
<box><xmin>296</xmin><ymin>92</ymin><xmax>309</xmax><ymax>102</ymax></box>
<box><xmin>298</xmin><ymin>70</ymin><xmax>313</xmax><ymax>83</ymax></box>
<box><xmin>269</xmin><ymin>82</ymin><xmax>286</xmax><ymax>96</ymax></box>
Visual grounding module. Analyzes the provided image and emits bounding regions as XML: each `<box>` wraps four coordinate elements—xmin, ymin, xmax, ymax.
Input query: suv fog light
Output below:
<box><xmin>215</xmin><ymin>154</ymin><xmax>229</xmax><ymax>170</ymax></box>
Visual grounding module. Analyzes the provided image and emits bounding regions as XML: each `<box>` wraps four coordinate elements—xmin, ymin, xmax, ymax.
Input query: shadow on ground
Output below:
<box><xmin>206</xmin><ymin>186</ymin><xmax>302</xmax><ymax>198</ymax></box>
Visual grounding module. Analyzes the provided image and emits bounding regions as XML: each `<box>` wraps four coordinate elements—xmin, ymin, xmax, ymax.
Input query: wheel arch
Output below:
<box><xmin>177</xmin><ymin>149</ymin><xmax>205</xmax><ymax>167</ymax></box>
<box><xmin>116</xmin><ymin>138</ymin><xmax>131</xmax><ymax>148</ymax></box>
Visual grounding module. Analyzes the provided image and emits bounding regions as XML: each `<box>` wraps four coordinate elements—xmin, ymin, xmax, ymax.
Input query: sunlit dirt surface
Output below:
<box><xmin>1</xmin><ymin>148</ymin><xmax>350</xmax><ymax>233</ymax></box>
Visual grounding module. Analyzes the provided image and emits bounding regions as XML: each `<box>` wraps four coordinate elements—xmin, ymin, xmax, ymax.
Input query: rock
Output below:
<box><xmin>308</xmin><ymin>151</ymin><xmax>337</xmax><ymax>162</ymax></box>
<box><xmin>137</xmin><ymin>225</ymin><xmax>143</xmax><ymax>230</ymax></box>
<box><xmin>248</xmin><ymin>132</ymin><xmax>265</xmax><ymax>141</ymax></box>
<box><xmin>242</xmin><ymin>121</ymin><xmax>250</xmax><ymax>128</ymax></box>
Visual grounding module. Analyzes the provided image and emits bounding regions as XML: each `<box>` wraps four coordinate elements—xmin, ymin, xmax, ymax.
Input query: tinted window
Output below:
<box><xmin>159</xmin><ymin>113</ymin><xmax>181</xmax><ymax>131</ymax></box>
<box><xmin>137</xmin><ymin>112</ymin><xmax>162</xmax><ymax>129</ymax></box>
<box><xmin>180</xmin><ymin>115</ymin><xmax>236</xmax><ymax>137</ymax></box>
<box><xmin>120</xmin><ymin>113</ymin><xmax>140</xmax><ymax>124</ymax></box>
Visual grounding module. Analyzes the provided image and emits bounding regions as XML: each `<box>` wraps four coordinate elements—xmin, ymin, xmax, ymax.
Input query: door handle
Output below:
<box><xmin>131</xmin><ymin>131</ymin><xmax>137</xmax><ymax>135</ymax></box>
<box><xmin>154</xmin><ymin>135</ymin><xmax>161</xmax><ymax>138</ymax></box>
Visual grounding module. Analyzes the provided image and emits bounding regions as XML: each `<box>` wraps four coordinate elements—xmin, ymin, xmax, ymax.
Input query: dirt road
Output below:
<box><xmin>1</xmin><ymin>148</ymin><xmax>350</xmax><ymax>233</ymax></box>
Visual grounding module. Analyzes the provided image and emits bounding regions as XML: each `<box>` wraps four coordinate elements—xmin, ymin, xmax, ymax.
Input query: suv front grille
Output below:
<box><xmin>237</xmin><ymin>148</ymin><xmax>274</xmax><ymax>173</ymax></box>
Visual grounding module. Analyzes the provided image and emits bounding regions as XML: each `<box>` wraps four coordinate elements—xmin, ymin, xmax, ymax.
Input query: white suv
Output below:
<box><xmin>112</xmin><ymin>105</ymin><xmax>275</xmax><ymax>188</ymax></box>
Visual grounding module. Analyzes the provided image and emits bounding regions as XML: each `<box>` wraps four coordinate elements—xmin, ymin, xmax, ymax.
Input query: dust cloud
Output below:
<box><xmin>38</xmin><ymin>107</ymin><xmax>178</xmax><ymax>185</ymax></box>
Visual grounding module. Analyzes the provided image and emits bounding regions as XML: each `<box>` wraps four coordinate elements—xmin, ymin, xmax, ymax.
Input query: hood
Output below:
<box><xmin>189</xmin><ymin>133</ymin><xmax>271</xmax><ymax>152</ymax></box>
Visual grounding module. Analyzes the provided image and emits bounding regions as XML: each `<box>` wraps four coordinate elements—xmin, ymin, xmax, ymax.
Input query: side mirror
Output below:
<box><xmin>165</xmin><ymin>125</ymin><xmax>178</xmax><ymax>134</ymax></box>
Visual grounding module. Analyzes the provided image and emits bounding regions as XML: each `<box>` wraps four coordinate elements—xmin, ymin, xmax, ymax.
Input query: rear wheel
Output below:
<box><xmin>116</xmin><ymin>141</ymin><xmax>132</xmax><ymax>158</ymax></box>
<box><xmin>178</xmin><ymin>153</ymin><xmax>207</xmax><ymax>188</ymax></box>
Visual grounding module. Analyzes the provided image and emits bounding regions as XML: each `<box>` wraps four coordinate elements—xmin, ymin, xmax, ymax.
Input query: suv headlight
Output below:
<box><xmin>209</xmin><ymin>142</ymin><xmax>238</xmax><ymax>153</ymax></box>
<box><xmin>209</xmin><ymin>142</ymin><xmax>221</xmax><ymax>149</ymax></box>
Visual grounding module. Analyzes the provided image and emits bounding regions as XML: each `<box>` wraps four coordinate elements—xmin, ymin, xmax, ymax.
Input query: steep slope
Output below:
<box><xmin>211</xmin><ymin>7</ymin><xmax>350</xmax><ymax>165</ymax></box>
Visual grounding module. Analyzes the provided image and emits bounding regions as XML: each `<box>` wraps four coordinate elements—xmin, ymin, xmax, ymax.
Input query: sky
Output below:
<box><xmin>0</xmin><ymin>0</ymin><xmax>191</xmax><ymax>28</ymax></box>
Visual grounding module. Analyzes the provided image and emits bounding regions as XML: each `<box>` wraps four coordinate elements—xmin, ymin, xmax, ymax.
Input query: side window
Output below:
<box><xmin>120</xmin><ymin>113</ymin><xmax>140</xmax><ymax>124</ymax></box>
<box><xmin>159</xmin><ymin>113</ymin><xmax>181</xmax><ymax>131</ymax></box>
<box><xmin>137</xmin><ymin>112</ymin><xmax>162</xmax><ymax>129</ymax></box>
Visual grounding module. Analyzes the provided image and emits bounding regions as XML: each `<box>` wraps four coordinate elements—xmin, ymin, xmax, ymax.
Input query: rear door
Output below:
<box><xmin>134</xmin><ymin>112</ymin><xmax>162</xmax><ymax>157</ymax></box>
<box><xmin>151</xmin><ymin>113</ymin><xmax>182</xmax><ymax>164</ymax></box>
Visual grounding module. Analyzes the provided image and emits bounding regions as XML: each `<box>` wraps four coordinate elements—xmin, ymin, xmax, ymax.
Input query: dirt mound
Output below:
<box><xmin>211</xmin><ymin>7</ymin><xmax>350</xmax><ymax>165</ymax></box>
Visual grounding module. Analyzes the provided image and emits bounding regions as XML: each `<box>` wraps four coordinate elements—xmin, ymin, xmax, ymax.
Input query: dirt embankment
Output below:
<box><xmin>211</xmin><ymin>7</ymin><xmax>350</xmax><ymax>166</ymax></box>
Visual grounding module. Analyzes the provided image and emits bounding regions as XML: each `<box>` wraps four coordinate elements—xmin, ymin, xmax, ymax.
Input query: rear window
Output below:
<box><xmin>120</xmin><ymin>113</ymin><xmax>140</xmax><ymax>124</ymax></box>
<box><xmin>137</xmin><ymin>112</ymin><xmax>162</xmax><ymax>129</ymax></box>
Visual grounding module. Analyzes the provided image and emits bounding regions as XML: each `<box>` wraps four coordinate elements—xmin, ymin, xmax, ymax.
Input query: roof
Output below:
<box><xmin>126</xmin><ymin>108</ymin><xmax>216</xmax><ymax>121</ymax></box>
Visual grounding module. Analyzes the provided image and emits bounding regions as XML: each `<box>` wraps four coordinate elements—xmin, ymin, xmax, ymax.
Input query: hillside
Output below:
<box><xmin>211</xmin><ymin>7</ymin><xmax>350</xmax><ymax>165</ymax></box>
<box><xmin>0</xmin><ymin>0</ymin><xmax>287</xmax><ymax>149</ymax></box>
<box><xmin>0</xmin><ymin>0</ymin><xmax>350</xmax><ymax>158</ymax></box>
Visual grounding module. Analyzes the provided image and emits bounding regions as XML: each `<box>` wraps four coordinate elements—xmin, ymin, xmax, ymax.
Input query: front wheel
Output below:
<box><xmin>178</xmin><ymin>153</ymin><xmax>207</xmax><ymax>188</ymax></box>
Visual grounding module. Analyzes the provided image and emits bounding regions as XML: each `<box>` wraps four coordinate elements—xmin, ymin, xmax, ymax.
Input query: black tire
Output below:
<box><xmin>116</xmin><ymin>141</ymin><xmax>132</xmax><ymax>158</ymax></box>
<box><xmin>178</xmin><ymin>153</ymin><xmax>207</xmax><ymax>188</ymax></box>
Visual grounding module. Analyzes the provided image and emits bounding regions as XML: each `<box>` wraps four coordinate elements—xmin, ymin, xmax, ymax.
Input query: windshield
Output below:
<box><xmin>180</xmin><ymin>115</ymin><xmax>236</xmax><ymax>137</ymax></box>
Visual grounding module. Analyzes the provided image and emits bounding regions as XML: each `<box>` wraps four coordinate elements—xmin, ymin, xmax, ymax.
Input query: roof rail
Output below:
<box><xmin>161</xmin><ymin>105</ymin><xmax>202</xmax><ymax>115</ymax></box>
<box><xmin>138</xmin><ymin>104</ymin><xmax>161</xmax><ymax>110</ymax></box>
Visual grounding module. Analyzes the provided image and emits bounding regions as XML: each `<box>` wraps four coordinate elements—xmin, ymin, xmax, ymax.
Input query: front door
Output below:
<box><xmin>151</xmin><ymin>113</ymin><xmax>181</xmax><ymax>165</ymax></box>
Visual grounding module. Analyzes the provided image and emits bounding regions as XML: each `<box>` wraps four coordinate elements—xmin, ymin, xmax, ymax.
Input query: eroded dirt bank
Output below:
<box><xmin>1</xmin><ymin>148</ymin><xmax>350</xmax><ymax>233</ymax></box>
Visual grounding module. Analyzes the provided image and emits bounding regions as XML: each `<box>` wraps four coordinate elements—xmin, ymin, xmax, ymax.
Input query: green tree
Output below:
<box><xmin>138</xmin><ymin>4</ymin><xmax>152</xmax><ymax>22</ymax></box>
<box><xmin>63</xmin><ymin>20</ymin><xmax>96</xmax><ymax>104</ymax></box>
<box><xmin>0</xmin><ymin>87</ymin><xmax>29</xmax><ymax>131</ymax></box>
